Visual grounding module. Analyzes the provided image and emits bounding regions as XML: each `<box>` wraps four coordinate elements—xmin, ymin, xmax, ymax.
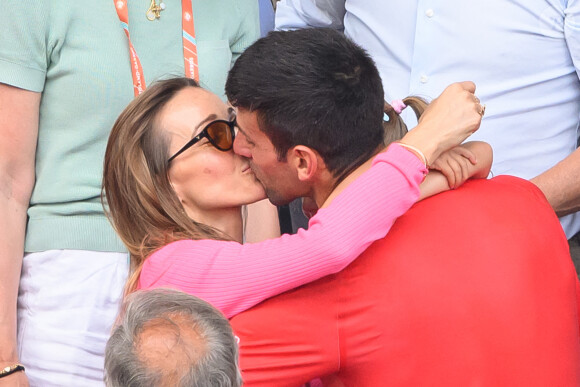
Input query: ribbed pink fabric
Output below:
<box><xmin>138</xmin><ymin>144</ymin><xmax>427</xmax><ymax>318</ymax></box>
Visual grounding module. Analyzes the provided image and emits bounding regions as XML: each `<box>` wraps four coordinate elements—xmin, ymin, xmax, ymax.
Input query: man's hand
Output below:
<box><xmin>401</xmin><ymin>81</ymin><xmax>483</xmax><ymax>165</ymax></box>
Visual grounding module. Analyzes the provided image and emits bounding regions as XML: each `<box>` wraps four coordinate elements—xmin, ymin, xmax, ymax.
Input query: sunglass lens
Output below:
<box><xmin>208</xmin><ymin>122</ymin><xmax>233</xmax><ymax>150</ymax></box>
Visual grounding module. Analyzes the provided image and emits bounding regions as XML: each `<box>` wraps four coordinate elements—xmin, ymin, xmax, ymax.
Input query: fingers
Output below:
<box><xmin>402</xmin><ymin>81</ymin><xmax>483</xmax><ymax>163</ymax></box>
<box><xmin>455</xmin><ymin>80</ymin><xmax>476</xmax><ymax>94</ymax></box>
<box><xmin>445</xmin><ymin>159</ymin><xmax>457</xmax><ymax>189</ymax></box>
<box><xmin>447</xmin><ymin>157</ymin><xmax>462</xmax><ymax>188</ymax></box>
<box><xmin>445</xmin><ymin>156</ymin><xmax>470</xmax><ymax>189</ymax></box>
<box><xmin>457</xmin><ymin>156</ymin><xmax>471</xmax><ymax>187</ymax></box>
<box><xmin>448</xmin><ymin>81</ymin><xmax>484</xmax><ymax>132</ymax></box>
<box><xmin>430</xmin><ymin>158</ymin><xmax>455</xmax><ymax>189</ymax></box>
<box><xmin>468</xmin><ymin>86</ymin><xmax>486</xmax><ymax>118</ymax></box>
<box><xmin>430</xmin><ymin>160</ymin><xmax>456</xmax><ymax>188</ymax></box>
<box><xmin>453</xmin><ymin>146</ymin><xmax>477</xmax><ymax>165</ymax></box>
<box><xmin>479</xmin><ymin>104</ymin><xmax>486</xmax><ymax>117</ymax></box>
<box><xmin>430</xmin><ymin>147</ymin><xmax>475</xmax><ymax>189</ymax></box>
<box><xmin>454</xmin><ymin>81</ymin><xmax>485</xmax><ymax>120</ymax></box>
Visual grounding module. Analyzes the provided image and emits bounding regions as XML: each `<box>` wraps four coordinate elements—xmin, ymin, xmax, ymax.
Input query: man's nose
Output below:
<box><xmin>233</xmin><ymin>135</ymin><xmax>251</xmax><ymax>158</ymax></box>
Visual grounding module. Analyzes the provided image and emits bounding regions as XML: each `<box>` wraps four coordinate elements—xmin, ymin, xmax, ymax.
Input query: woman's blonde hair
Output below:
<box><xmin>382</xmin><ymin>96</ymin><xmax>429</xmax><ymax>144</ymax></box>
<box><xmin>102</xmin><ymin>78</ymin><xmax>230</xmax><ymax>296</ymax></box>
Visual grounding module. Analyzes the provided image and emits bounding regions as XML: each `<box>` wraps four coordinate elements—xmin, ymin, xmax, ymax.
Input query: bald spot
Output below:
<box><xmin>135</xmin><ymin>312</ymin><xmax>207</xmax><ymax>386</ymax></box>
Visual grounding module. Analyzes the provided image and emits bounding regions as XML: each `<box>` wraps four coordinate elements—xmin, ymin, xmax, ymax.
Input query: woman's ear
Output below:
<box><xmin>289</xmin><ymin>145</ymin><xmax>325</xmax><ymax>182</ymax></box>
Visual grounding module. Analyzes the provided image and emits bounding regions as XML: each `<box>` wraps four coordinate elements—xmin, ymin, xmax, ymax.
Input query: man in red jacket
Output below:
<box><xmin>225</xmin><ymin>29</ymin><xmax>580</xmax><ymax>385</ymax></box>
<box><xmin>231</xmin><ymin>176</ymin><xmax>580</xmax><ymax>386</ymax></box>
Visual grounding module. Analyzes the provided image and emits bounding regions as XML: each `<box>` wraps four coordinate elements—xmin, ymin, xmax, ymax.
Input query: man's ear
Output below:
<box><xmin>289</xmin><ymin>145</ymin><xmax>325</xmax><ymax>182</ymax></box>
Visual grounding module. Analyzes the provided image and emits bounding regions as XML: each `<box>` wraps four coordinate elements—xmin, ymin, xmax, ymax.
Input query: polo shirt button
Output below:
<box><xmin>420</xmin><ymin>75</ymin><xmax>429</xmax><ymax>83</ymax></box>
<box><xmin>425</xmin><ymin>9</ymin><xmax>434</xmax><ymax>18</ymax></box>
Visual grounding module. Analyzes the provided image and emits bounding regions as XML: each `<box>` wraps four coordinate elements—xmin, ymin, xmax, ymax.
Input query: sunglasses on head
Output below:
<box><xmin>167</xmin><ymin>119</ymin><xmax>236</xmax><ymax>163</ymax></box>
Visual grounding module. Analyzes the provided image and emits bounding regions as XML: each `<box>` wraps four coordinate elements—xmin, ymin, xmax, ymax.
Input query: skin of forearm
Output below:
<box><xmin>0</xmin><ymin>84</ymin><xmax>39</xmax><ymax>365</ymax></box>
<box><xmin>0</xmin><ymin>197</ymin><xmax>28</xmax><ymax>362</ymax></box>
<box><xmin>531</xmin><ymin>147</ymin><xmax>580</xmax><ymax>217</ymax></box>
<box><xmin>0</xmin><ymin>155</ymin><xmax>34</xmax><ymax>369</ymax></box>
<box><xmin>418</xmin><ymin>171</ymin><xmax>449</xmax><ymax>200</ymax></box>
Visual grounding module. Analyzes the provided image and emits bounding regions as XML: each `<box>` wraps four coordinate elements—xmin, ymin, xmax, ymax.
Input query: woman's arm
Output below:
<box><xmin>140</xmin><ymin>82</ymin><xmax>483</xmax><ymax>318</ymax></box>
<box><xmin>303</xmin><ymin>142</ymin><xmax>492</xmax><ymax>218</ymax></box>
<box><xmin>140</xmin><ymin>144</ymin><xmax>426</xmax><ymax>317</ymax></box>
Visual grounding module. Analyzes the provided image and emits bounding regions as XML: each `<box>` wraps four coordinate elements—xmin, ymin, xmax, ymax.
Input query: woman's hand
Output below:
<box><xmin>400</xmin><ymin>81</ymin><xmax>484</xmax><ymax>164</ymax></box>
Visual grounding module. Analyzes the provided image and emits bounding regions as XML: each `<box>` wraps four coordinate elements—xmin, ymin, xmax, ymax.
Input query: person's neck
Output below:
<box><xmin>193</xmin><ymin>208</ymin><xmax>244</xmax><ymax>243</ymax></box>
<box><xmin>311</xmin><ymin>177</ymin><xmax>338</xmax><ymax>209</ymax></box>
<box><xmin>316</xmin><ymin>146</ymin><xmax>384</xmax><ymax>210</ymax></box>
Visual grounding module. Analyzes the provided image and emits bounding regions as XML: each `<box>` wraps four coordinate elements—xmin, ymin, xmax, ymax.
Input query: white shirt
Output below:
<box><xmin>276</xmin><ymin>0</ymin><xmax>580</xmax><ymax>237</ymax></box>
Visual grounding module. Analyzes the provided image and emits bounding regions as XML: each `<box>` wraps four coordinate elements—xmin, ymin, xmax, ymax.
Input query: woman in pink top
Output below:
<box><xmin>102</xmin><ymin>77</ymin><xmax>490</xmax><ymax>318</ymax></box>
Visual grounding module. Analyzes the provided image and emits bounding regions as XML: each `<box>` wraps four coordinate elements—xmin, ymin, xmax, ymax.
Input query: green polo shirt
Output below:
<box><xmin>0</xmin><ymin>0</ymin><xmax>260</xmax><ymax>252</ymax></box>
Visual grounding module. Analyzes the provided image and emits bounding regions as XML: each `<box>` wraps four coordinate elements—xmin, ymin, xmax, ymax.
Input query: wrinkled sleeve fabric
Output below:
<box><xmin>139</xmin><ymin>144</ymin><xmax>427</xmax><ymax>318</ymax></box>
<box><xmin>275</xmin><ymin>0</ymin><xmax>346</xmax><ymax>31</ymax></box>
<box><xmin>0</xmin><ymin>0</ymin><xmax>50</xmax><ymax>91</ymax></box>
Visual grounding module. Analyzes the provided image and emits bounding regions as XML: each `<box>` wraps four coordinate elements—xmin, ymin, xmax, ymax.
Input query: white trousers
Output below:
<box><xmin>17</xmin><ymin>250</ymin><xmax>129</xmax><ymax>387</ymax></box>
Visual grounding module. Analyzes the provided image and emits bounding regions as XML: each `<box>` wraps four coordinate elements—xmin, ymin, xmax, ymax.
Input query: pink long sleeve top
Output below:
<box><xmin>138</xmin><ymin>144</ymin><xmax>428</xmax><ymax>318</ymax></box>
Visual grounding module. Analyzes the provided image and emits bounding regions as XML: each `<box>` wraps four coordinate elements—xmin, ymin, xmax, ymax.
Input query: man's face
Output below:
<box><xmin>233</xmin><ymin>109</ymin><xmax>306</xmax><ymax>206</ymax></box>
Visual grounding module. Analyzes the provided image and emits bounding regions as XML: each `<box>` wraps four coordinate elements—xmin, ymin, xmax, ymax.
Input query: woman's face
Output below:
<box><xmin>163</xmin><ymin>87</ymin><xmax>266</xmax><ymax>220</ymax></box>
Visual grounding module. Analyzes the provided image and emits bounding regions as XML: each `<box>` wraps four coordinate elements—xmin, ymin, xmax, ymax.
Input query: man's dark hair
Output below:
<box><xmin>226</xmin><ymin>28</ymin><xmax>385</xmax><ymax>178</ymax></box>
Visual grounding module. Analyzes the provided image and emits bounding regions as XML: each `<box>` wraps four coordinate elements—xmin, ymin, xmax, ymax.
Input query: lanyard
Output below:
<box><xmin>115</xmin><ymin>0</ymin><xmax>199</xmax><ymax>97</ymax></box>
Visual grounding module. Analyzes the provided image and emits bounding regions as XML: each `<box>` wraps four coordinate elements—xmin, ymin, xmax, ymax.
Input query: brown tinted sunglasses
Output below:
<box><xmin>167</xmin><ymin>119</ymin><xmax>236</xmax><ymax>163</ymax></box>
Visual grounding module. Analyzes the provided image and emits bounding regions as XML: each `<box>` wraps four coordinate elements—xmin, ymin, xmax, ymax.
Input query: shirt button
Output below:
<box><xmin>420</xmin><ymin>75</ymin><xmax>429</xmax><ymax>83</ymax></box>
<box><xmin>425</xmin><ymin>9</ymin><xmax>434</xmax><ymax>18</ymax></box>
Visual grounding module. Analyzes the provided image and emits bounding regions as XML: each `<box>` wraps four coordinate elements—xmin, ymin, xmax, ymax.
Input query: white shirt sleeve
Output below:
<box><xmin>275</xmin><ymin>0</ymin><xmax>347</xmax><ymax>31</ymax></box>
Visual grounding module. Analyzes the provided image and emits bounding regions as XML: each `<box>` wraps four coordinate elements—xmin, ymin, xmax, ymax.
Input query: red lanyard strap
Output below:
<box><xmin>181</xmin><ymin>0</ymin><xmax>199</xmax><ymax>83</ymax></box>
<box><xmin>115</xmin><ymin>0</ymin><xmax>199</xmax><ymax>97</ymax></box>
